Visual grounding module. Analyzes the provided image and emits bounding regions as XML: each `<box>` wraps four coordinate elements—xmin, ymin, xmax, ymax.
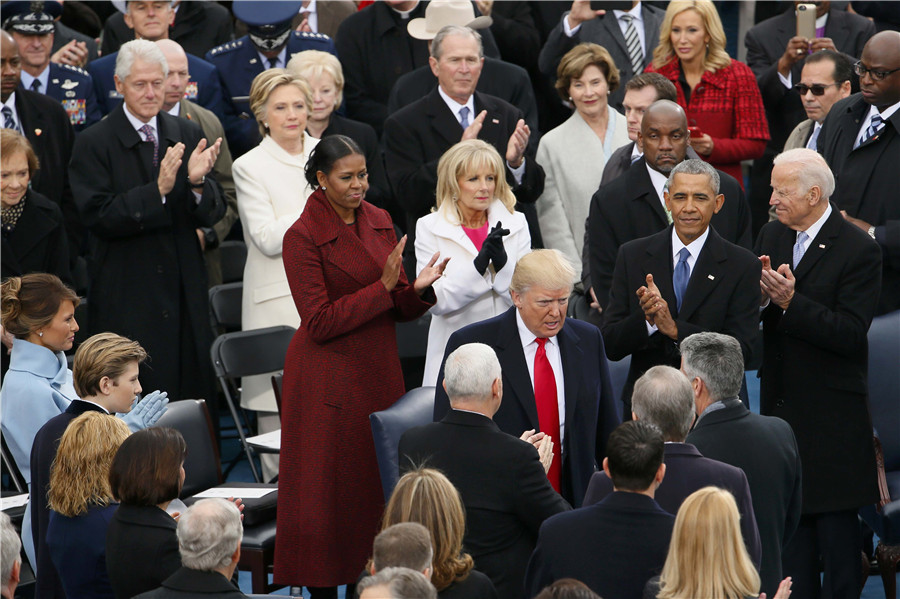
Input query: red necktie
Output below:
<box><xmin>534</xmin><ymin>338</ymin><xmax>561</xmax><ymax>492</ymax></box>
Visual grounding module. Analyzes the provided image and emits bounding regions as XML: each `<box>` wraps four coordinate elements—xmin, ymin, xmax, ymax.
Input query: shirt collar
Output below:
<box><xmin>167</xmin><ymin>102</ymin><xmax>181</xmax><ymax>117</ymax></box>
<box><xmin>867</xmin><ymin>100</ymin><xmax>900</xmax><ymax>123</ymax></box>
<box><xmin>4</xmin><ymin>91</ymin><xmax>16</xmax><ymax>110</ymax></box>
<box><xmin>815</xmin><ymin>13</ymin><xmax>828</xmax><ymax>28</ymax></box>
<box><xmin>646</xmin><ymin>162</ymin><xmax>669</xmax><ymax>200</ymax></box>
<box><xmin>76</xmin><ymin>398</ymin><xmax>112</xmax><ymax>414</ymax></box>
<box><xmin>437</xmin><ymin>85</ymin><xmax>475</xmax><ymax>122</ymax></box>
<box><xmin>671</xmin><ymin>223</ymin><xmax>710</xmax><ymax>261</ymax></box>
<box><xmin>123</xmin><ymin>102</ymin><xmax>158</xmax><ymax>131</ymax></box>
<box><xmin>614</xmin><ymin>2</ymin><xmax>642</xmax><ymax>21</ymax></box>
<box><xmin>304</xmin><ymin>0</ymin><xmax>317</xmax><ymax>14</ymax></box>
<box><xmin>256</xmin><ymin>46</ymin><xmax>287</xmax><ymax>70</ymax></box>
<box><xmin>796</xmin><ymin>202</ymin><xmax>832</xmax><ymax>241</ymax></box>
<box><xmin>20</xmin><ymin>65</ymin><xmax>50</xmax><ymax>92</ymax></box>
<box><xmin>514</xmin><ymin>307</ymin><xmax>560</xmax><ymax>350</ymax></box>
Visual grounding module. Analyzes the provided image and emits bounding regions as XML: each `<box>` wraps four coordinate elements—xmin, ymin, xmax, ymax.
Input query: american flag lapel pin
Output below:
<box><xmin>707</xmin><ymin>274</ymin><xmax>715</xmax><ymax>280</ymax></box>
<box><xmin>492</xmin><ymin>118</ymin><xmax>500</xmax><ymax>124</ymax></box>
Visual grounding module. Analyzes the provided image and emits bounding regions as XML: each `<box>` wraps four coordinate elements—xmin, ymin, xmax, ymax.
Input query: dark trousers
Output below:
<box><xmin>782</xmin><ymin>510</ymin><xmax>863</xmax><ymax>599</ymax></box>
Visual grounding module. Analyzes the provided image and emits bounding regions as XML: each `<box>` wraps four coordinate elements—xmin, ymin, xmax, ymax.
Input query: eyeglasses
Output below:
<box><xmin>854</xmin><ymin>61</ymin><xmax>900</xmax><ymax>82</ymax></box>
<box><xmin>793</xmin><ymin>82</ymin><xmax>840</xmax><ymax>96</ymax></box>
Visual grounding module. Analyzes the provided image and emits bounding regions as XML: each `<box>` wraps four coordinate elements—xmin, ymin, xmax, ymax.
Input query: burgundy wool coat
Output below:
<box><xmin>274</xmin><ymin>188</ymin><xmax>433</xmax><ymax>586</ymax></box>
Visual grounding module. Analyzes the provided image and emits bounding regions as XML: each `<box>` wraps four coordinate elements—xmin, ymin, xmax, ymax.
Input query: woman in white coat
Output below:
<box><xmin>536</xmin><ymin>43</ymin><xmax>629</xmax><ymax>277</ymax></box>
<box><xmin>232</xmin><ymin>70</ymin><xmax>318</xmax><ymax>479</ymax></box>
<box><xmin>415</xmin><ymin>140</ymin><xmax>531</xmax><ymax>386</ymax></box>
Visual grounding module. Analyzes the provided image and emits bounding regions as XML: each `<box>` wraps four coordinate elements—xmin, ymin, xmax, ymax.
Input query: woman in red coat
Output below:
<box><xmin>646</xmin><ymin>0</ymin><xmax>769</xmax><ymax>186</ymax></box>
<box><xmin>274</xmin><ymin>135</ymin><xmax>449</xmax><ymax>597</ymax></box>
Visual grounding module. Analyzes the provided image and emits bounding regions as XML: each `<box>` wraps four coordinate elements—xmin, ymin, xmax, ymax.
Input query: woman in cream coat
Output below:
<box><xmin>232</xmin><ymin>70</ymin><xmax>317</xmax><ymax>478</ymax></box>
<box><xmin>536</xmin><ymin>43</ymin><xmax>629</xmax><ymax>275</ymax></box>
<box><xmin>415</xmin><ymin>140</ymin><xmax>530</xmax><ymax>386</ymax></box>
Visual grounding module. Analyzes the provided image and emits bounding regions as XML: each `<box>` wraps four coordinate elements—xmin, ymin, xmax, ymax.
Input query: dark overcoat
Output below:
<box><xmin>69</xmin><ymin>105</ymin><xmax>225</xmax><ymax>400</ymax></box>
<box><xmin>0</xmin><ymin>189</ymin><xmax>71</xmax><ymax>286</ymax></box>
<box><xmin>274</xmin><ymin>189</ymin><xmax>433</xmax><ymax>586</ymax></box>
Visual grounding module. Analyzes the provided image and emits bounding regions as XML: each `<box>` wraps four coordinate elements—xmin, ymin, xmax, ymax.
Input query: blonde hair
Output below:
<box><xmin>378</xmin><ymin>468</ymin><xmax>473</xmax><ymax>591</ymax></box>
<box><xmin>657</xmin><ymin>487</ymin><xmax>761</xmax><ymax>599</ymax></box>
<box><xmin>47</xmin><ymin>412</ymin><xmax>131</xmax><ymax>517</ymax></box>
<box><xmin>248</xmin><ymin>68</ymin><xmax>314</xmax><ymax>138</ymax></box>
<box><xmin>435</xmin><ymin>140</ymin><xmax>515</xmax><ymax>224</ymax></box>
<box><xmin>652</xmin><ymin>0</ymin><xmax>731</xmax><ymax>73</ymax></box>
<box><xmin>73</xmin><ymin>333</ymin><xmax>148</xmax><ymax>398</ymax></box>
<box><xmin>286</xmin><ymin>50</ymin><xmax>345</xmax><ymax>109</ymax></box>
<box><xmin>509</xmin><ymin>249</ymin><xmax>576</xmax><ymax>295</ymax></box>
<box><xmin>0</xmin><ymin>274</ymin><xmax>79</xmax><ymax>339</ymax></box>
<box><xmin>555</xmin><ymin>42</ymin><xmax>621</xmax><ymax>101</ymax></box>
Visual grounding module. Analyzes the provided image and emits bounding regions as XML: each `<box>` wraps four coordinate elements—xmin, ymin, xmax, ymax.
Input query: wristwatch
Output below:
<box><xmin>188</xmin><ymin>174</ymin><xmax>206</xmax><ymax>188</ymax></box>
<box><xmin>867</xmin><ymin>226</ymin><xmax>876</xmax><ymax>239</ymax></box>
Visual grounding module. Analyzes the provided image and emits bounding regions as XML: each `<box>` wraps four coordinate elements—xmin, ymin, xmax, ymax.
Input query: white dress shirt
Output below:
<box><xmin>564</xmin><ymin>0</ymin><xmax>645</xmax><ymax>52</ymax></box>
<box><xmin>646</xmin><ymin>163</ymin><xmax>669</xmax><ymax>213</ymax></box>
<box><xmin>646</xmin><ymin>226</ymin><xmax>710</xmax><ymax>335</ymax></box>
<box><xmin>796</xmin><ymin>202</ymin><xmax>832</xmax><ymax>257</ymax></box>
<box><xmin>515</xmin><ymin>309</ymin><xmax>566</xmax><ymax>445</ymax></box>
<box><xmin>854</xmin><ymin>101</ymin><xmax>900</xmax><ymax>148</ymax></box>
<box><xmin>2</xmin><ymin>92</ymin><xmax>21</xmax><ymax>131</ymax></box>
<box><xmin>301</xmin><ymin>0</ymin><xmax>319</xmax><ymax>32</ymax></box>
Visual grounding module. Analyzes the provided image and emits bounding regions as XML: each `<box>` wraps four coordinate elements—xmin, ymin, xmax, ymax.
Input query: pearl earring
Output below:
<box><xmin>322</xmin><ymin>186</ymin><xmax>326</xmax><ymax>190</ymax></box>
<box><xmin>38</xmin><ymin>331</ymin><xmax>43</xmax><ymax>337</ymax></box>
<box><xmin>264</xmin><ymin>122</ymin><xmax>269</xmax><ymax>128</ymax></box>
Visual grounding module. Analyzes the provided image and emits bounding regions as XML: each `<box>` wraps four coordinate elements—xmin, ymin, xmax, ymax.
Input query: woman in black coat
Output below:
<box><xmin>0</xmin><ymin>129</ymin><xmax>71</xmax><ymax>285</ymax></box>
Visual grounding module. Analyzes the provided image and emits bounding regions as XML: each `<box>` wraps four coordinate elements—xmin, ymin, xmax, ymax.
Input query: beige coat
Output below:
<box><xmin>535</xmin><ymin>109</ymin><xmax>630</xmax><ymax>273</ymax></box>
<box><xmin>233</xmin><ymin>133</ymin><xmax>318</xmax><ymax>410</ymax></box>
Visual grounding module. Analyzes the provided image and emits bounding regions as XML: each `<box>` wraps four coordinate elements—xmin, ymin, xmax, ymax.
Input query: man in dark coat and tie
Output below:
<box><xmin>682</xmin><ymin>332</ymin><xmax>802</xmax><ymax>597</ymax></box>
<box><xmin>583</xmin><ymin>364</ymin><xmax>761</xmax><ymax>567</ymax></box>
<box><xmin>817</xmin><ymin>30</ymin><xmax>900</xmax><ymax>315</ymax></box>
<box><xmin>400</xmin><ymin>342</ymin><xmax>570</xmax><ymax>599</ymax></box>
<box><xmin>524</xmin><ymin>420</ymin><xmax>674</xmax><ymax>599</ymax></box>
<box><xmin>755</xmin><ymin>147</ymin><xmax>881</xmax><ymax>598</ymax></box>
<box><xmin>69</xmin><ymin>39</ymin><xmax>225</xmax><ymax>405</ymax></box>
<box><xmin>601</xmin><ymin>158</ymin><xmax>760</xmax><ymax>417</ymax></box>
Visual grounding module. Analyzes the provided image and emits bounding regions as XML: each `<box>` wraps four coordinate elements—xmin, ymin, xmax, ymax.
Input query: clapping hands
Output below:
<box><xmin>473</xmin><ymin>222</ymin><xmax>511</xmax><ymax>275</ymax></box>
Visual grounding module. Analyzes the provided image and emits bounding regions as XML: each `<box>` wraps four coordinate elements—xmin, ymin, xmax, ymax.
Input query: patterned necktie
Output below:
<box><xmin>673</xmin><ymin>247</ymin><xmax>691</xmax><ymax>312</ymax></box>
<box><xmin>30</xmin><ymin>79</ymin><xmax>41</xmax><ymax>93</ymax></box>
<box><xmin>2</xmin><ymin>106</ymin><xmax>19</xmax><ymax>132</ymax></box>
<box><xmin>862</xmin><ymin>114</ymin><xmax>884</xmax><ymax>145</ymax></box>
<box><xmin>620</xmin><ymin>14</ymin><xmax>644</xmax><ymax>74</ymax></box>
<box><xmin>534</xmin><ymin>338</ymin><xmax>561</xmax><ymax>493</ymax></box>
<box><xmin>459</xmin><ymin>106</ymin><xmax>470</xmax><ymax>129</ymax></box>
<box><xmin>793</xmin><ymin>231</ymin><xmax>808</xmax><ymax>269</ymax></box>
<box><xmin>139</xmin><ymin>124</ymin><xmax>159</xmax><ymax>167</ymax></box>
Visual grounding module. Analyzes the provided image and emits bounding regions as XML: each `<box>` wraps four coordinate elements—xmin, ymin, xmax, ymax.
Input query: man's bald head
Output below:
<box><xmin>0</xmin><ymin>30</ymin><xmax>22</xmax><ymax>103</ymax></box>
<box><xmin>640</xmin><ymin>100</ymin><xmax>690</xmax><ymax>174</ymax></box>
<box><xmin>155</xmin><ymin>39</ymin><xmax>190</xmax><ymax>111</ymax></box>
<box><xmin>858</xmin><ymin>30</ymin><xmax>900</xmax><ymax>111</ymax></box>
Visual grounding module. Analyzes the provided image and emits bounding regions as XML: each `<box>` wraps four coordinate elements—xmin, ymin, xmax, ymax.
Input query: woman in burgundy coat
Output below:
<box><xmin>274</xmin><ymin>135</ymin><xmax>449</xmax><ymax>597</ymax></box>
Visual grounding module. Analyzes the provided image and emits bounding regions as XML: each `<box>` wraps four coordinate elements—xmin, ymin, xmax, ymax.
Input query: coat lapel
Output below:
<box><xmin>495</xmin><ymin>309</ymin><xmax>540</xmax><ymax>430</ymax></box>
<box><xmin>641</xmin><ymin>227</ymin><xmax>677</xmax><ymax>306</ymax></box>
<box><xmin>679</xmin><ymin>228</ymin><xmax>727</xmax><ymax>321</ymax></box>
<box><xmin>557</xmin><ymin>323</ymin><xmax>583</xmax><ymax>448</ymax></box>
<box><xmin>600</xmin><ymin>14</ymin><xmax>629</xmax><ymax>58</ymax></box>
<box><xmin>426</xmin><ymin>88</ymin><xmax>466</xmax><ymax>149</ymax></box>
<box><xmin>792</xmin><ymin>205</ymin><xmax>841</xmax><ymax>281</ymax></box>
<box><xmin>110</xmin><ymin>106</ymin><xmax>153</xmax><ymax>183</ymax></box>
<box><xmin>630</xmin><ymin>159</ymin><xmax>669</xmax><ymax>227</ymax></box>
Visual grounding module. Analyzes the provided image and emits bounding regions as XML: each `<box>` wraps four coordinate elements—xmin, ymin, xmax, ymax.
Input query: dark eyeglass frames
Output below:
<box><xmin>854</xmin><ymin>61</ymin><xmax>900</xmax><ymax>82</ymax></box>
<box><xmin>793</xmin><ymin>82</ymin><xmax>841</xmax><ymax>96</ymax></box>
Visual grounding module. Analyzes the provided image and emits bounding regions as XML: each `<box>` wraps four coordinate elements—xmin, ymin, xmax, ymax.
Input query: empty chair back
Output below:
<box><xmin>209</xmin><ymin>282</ymin><xmax>243</xmax><ymax>331</ymax></box>
<box><xmin>219</xmin><ymin>240</ymin><xmax>248</xmax><ymax>284</ymax></box>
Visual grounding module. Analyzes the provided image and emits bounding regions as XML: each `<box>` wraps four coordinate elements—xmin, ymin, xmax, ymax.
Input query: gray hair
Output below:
<box><xmin>509</xmin><ymin>249</ymin><xmax>576</xmax><ymax>295</ymax></box>
<box><xmin>176</xmin><ymin>498</ymin><xmax>243</xmax><ymax>572</ymax></box>
<box><xmin>773</xmin><ymin>148</ymin><xmax>835</xmax><ymax>200</ymax></box>
<box><xmin>632</xmin><ymin>365</ymin><xmax>695</xmax><ymax>442</ymax></box>
<box><xmin>430</xmin><ymin>25</ymin><xmax>483</xmax><ymax>60</ymax></box>
<box><xmin>115</xmin><ymin>38</ymin><xmax>169</xmax><ymax>81</ymax></box>
<box><xmin>444</xmin><ymin>343</ymin><xmax>501</xmax><ymax>403</ymax></box>
<box><xmin>358</xmin><ymin>567</ymin><xmax>438</xmax><ymax>599</ymax></box>
<box><xmin>666</xmin><ymin>158</ymin><xmax>720</xmax><ymax>195</ymax></box>
<box><xmin>0</xmin><ymin>512</ymin><xmax>20</xmax><ymax>587</ymax></box>
<box><xmin>680</xmin><ymin>333</ymin><xmax>745</xmax><ymax>402</ymax></box>
<box><xmin>373</xmin><ymin>522</ymin><xmax>433</xmax><ymax>573</ymax></box>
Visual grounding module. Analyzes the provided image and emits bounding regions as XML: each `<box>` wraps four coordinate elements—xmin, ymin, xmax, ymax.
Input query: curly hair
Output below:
<box><xmin>48</xmin><ymin>412</ymin><xmax>131</xmax><ymax>517</ymax></box>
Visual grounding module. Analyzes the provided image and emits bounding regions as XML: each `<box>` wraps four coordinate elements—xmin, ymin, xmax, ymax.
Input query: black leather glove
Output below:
<box><xmin>473</xmin><ymin>222</ymin><xmax>511</xmax><ymax>274</ymax></box>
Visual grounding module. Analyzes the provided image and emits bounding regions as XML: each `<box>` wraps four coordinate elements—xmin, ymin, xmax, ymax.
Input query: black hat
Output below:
<box><xmin>233</xmin><ymin>1</ymin><xmax>303</xmax><ymax>52</ymax></box>
<box><xmin>2</xmin><ymin>1</ymin><xmax>60</xmax><ymax>35</ymax></box>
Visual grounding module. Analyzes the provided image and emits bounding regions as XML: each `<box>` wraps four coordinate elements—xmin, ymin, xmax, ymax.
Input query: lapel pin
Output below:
<box><xmin>34</xmin><ymin>128</ymin><xmax>42</xmax><ymax>136</ymax></box>
<box><xmin>707</xmin><ymin>274</ymin><xmax>715</xmax><ymax>280</ymax></box>
<box><xmin>818</xmin><ymin>244</ymin><xmax>826</xmax><ymax>249</ymax></box>
<box><xmin>492</xmin><ymin>118</ymin><xmax>499</xmax><ymax>124</ymax></box>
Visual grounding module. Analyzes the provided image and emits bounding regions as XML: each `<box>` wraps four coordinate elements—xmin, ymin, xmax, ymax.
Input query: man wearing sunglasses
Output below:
<box><xmin>818</xmin><ymin>30</ymin><xmax>900</xmax><ymax>315</ymax></box>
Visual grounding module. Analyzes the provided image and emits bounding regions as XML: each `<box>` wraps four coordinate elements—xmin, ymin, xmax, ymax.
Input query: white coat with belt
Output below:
<box><xmin>415</xmin><ymin>199</ymin><xmax>531</xmax><ymax>386</ymax></box>
<box><xmin>233</xmin><ymin>132</ymin><xmax>318</xmax><ymax>411</ymax></box>
<box><xmin>535</xmin><ymin>109</ymin><xmax>630</xmax><ymax>273</ymax></box>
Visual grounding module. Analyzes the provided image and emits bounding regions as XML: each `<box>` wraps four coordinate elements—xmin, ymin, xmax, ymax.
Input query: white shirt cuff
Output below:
<box><xmin>562</xmin><ymin>12</ymin><xmax>581</xmax><ymax>37</ymax></box>
<box><xmin>507</xmin><ymin>159</ymin><xmax>525</xmax><ymax>186</ymax></box>
<box><xmin>192</xmin><ymin>189</ymin><xmax>203</xmax><ymax>204</ymax></box>
<box><xmin>645</xmin><ymin>321</ymin><xmax>659</xmax><ymax>336</ymax></box>
<box><xmin>778</xmin><ymin>71</ymin><xmax>792</xmax><ymax>89</ymax></box>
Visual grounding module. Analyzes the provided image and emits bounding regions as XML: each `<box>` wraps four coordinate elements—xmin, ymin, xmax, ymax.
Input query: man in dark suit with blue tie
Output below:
<box><xmin>433</xmin><ymin>249</ymin><xmax>620</xmax><ymax>508</ymax></box>
<box><xmin>583</xmin><ymin>364</ymin><xmax>761</xmax><ymax>567</ymax></box>
<box><xmin>524</xmin><ymin>420</ymin><xmax>674</xmax><ymax>599</ymax></box>
<box><xmin>755</xmin><ymin>148</ymin><xmax>881</xmax><ymax>598</ymax></box>
<box><xmin>602</xmin><ymin>158</ymin><xmax>761</xmax><ymax>418</ymax></box>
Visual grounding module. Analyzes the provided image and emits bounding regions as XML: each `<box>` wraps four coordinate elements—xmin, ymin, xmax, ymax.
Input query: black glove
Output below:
<box><xmin>473</xmin><ymin>222</ymin><xmax>511</xmax><ymax>274</ymax></box>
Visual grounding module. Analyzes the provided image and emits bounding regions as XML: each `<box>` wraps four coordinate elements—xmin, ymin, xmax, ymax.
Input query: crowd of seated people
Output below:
<box><xmin>1</xmin><ymin>1</ymin><xmax>898</xmax><ymax>598</ymax></box>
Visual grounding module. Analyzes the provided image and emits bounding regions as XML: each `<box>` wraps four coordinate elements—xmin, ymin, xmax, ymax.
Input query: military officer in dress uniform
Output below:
<box><xmin>87</xmin><ymin>1</ymin><xmax>226</xmax><ymax>121</ymax></box>
<box><xmin>3</xmin><ymin>3</ymin><xmax>101</xmax><ymax>131</ymax></box>
<box><xmin>205</xmin><ymin>0</ymin><xmax>336</xmax><ymax>158</ymax></box>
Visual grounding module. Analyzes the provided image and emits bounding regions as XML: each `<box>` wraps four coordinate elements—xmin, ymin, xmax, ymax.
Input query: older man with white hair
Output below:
<box><xmin>0</xmin><ymin>513</ymin><xmax>21</xmax><ymax>599</ymax></box>
<box><xmin>400</xmin><ymin>342</ymin><xmax>570</xmax><ymax>599</ymax></box>
<box><xmin>134</xmin><ymin>498</ymin><xmax>245</xmax><ymax>598</ymax></box>
<box><xmin>69</xmin><ymin>38</ymin><xmax>225</xmax><ymax>406</ymax></box>
<box><xmin>755</xmin><ymin>147</ymin><xmax>882</xmax><ymax>598</ymax></box>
